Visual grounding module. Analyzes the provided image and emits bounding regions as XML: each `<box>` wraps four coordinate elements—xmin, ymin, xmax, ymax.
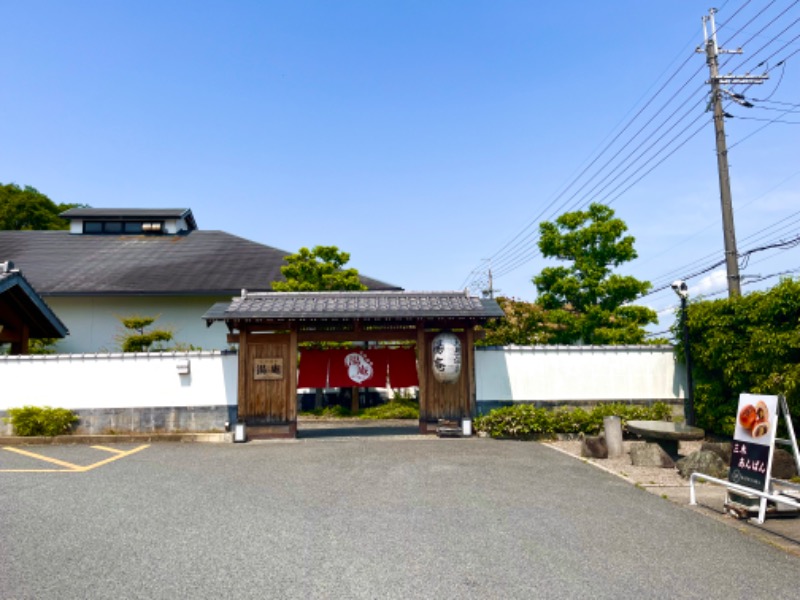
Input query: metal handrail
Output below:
<box><xmin>689</xmin><ymin>471</ymin><xmax>800</xmax><ymax>524</ymax></box>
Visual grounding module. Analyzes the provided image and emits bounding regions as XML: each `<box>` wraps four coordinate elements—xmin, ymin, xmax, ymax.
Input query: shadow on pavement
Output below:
<box><xmin>297</xmin><ymin>420</ymin><xmax>422</xmax><ymax>439</ymax></box>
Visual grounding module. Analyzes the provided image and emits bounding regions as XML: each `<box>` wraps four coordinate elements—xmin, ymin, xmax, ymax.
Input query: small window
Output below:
<box><xmin>82</xmin><ymin>219</ymin><xmax>164</xmax><ymax>234</ymax></box>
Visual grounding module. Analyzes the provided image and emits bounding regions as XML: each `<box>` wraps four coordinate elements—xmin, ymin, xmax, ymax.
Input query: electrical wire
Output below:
<box><xmin>460</xmin><ymin>1</ymin><xmax>800</xmax><ymax>293</ymax></box>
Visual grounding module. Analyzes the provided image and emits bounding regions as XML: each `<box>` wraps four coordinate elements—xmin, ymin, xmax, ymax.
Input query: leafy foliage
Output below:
<box><xmin>477</xmin><ymin>296</ymin><xmax>558</xmax><ymax>346</ymax></box>
<box><xmin>116</xmin><ymin>315</ymin><xmax>174</xmax><ymax>352</ymax></box>
<box><xmin>27</xmin><ymin>338</ymin><xmax>59</xmax><ymax>354</ymax></box>
<box><xmin>676</xmin><ymin>278</ymin><xmax>800</xmax><ymax>436</ymax></box>
<box><xmin>300</xmin><ymin>405</ymin><xmax>354</xmax><ymax>418</ymax></box>
<box><xmin>0</xmin><ymin>183</ymin><xmax>83</xmax><ymax>230</ymax></box>
<box><xmin>299</xmin><ymin>398</ymin><xmax>420</xmax><ymax>420</ymax></box>
<box><xmin>359</xmin><ymin>398</ymin><xmax>420</xmax><ymax>420</ymax></box>
<box><xmin>474</xmin><ymin>402</ymin><xmax>672</xmax><ymax>439</ymax></box>
<box><xmin>533</xmin><ymin>203</ymin><xmax>657</xmax><ymax>344</ymax></box>
<box><xmin>3</xmin><ymin>405</ymin><xmax>79</xmax><ymax>436</ymax></box>
<box><xmin>272</xmin><ymin>245</ymin><xmax>367</xmax><ymax>291</ymax></box>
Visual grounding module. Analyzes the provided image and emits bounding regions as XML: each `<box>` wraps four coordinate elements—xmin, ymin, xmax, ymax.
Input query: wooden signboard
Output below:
<box><xmin>254</xmin><ymin>358</ymin><xmax>284</xmax><ymax>381</ymax></box>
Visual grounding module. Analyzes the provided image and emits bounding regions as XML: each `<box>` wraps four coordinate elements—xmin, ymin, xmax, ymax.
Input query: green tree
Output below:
<box><xmin>0</xmin><ymin>183</ymin><xmax>82</xmax><ymax>230</ymax></box>
<box><xmin>477</xmin><ymin>296</ymin><xmax>559</xmax><ymax>346</ymax></box>
<box><xmin>677</xmin><ymin>278</ymin><xmax>800</xmax><ymax>435</ymax></box>
<box><xmin>116</xmin><ymin>315</ymin><xmax>174</xmax><ymax>352</ymax></box>
<box><xmin>272</xmin><ymin>246</ymin><xmax>366</xmax><ymax>411</ymax></box>
<box><xmin>533</xmin><ymin>203</ymin><xmax>656</xmax><ymax>344</ymax></box>
<box><xmin>272</xmin><ymin>245</ymin><xmax>367</xmax><ymax>291</ymax></box>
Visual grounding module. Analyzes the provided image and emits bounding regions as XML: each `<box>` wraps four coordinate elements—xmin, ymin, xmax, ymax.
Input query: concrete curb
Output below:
<box><xmin>0</xmin><ymin>432</ymin><xmax>234</xmax><ymax>445</ymax></box>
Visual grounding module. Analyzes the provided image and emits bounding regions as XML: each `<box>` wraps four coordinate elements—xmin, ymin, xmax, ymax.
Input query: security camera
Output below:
<box><xmin>671</xmin><ymin>280</ymin><xmax>689</xmax><ymax>299</ymax></box>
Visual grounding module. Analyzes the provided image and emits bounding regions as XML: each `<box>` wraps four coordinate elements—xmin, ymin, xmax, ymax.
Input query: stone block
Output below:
<box><xmin>771</xmin><ymin>449</ymin><xmax>799</xmax><ymax>479</ymax></box>
<box><xmin>630</xmin><ymin>442</ymin><xmax>675</xmax><ymax>468</ymax></box>
<box><xmin>580</xmin><ymin>434</ymin><xmax>608</xmax><ymax>459</ymax></box>
<box><xmin>676</xmin><ymin>450</ymin><xmax>727</xmax><ymax>479</ymax></box>
<box><xmin>700</xmin><ymin>441</ymin><xmax>732</xmax><ymax>463</ymax></box>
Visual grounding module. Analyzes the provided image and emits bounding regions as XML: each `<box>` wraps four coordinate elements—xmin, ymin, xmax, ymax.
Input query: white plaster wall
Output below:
<box><xmin>475</xmin><ymin>345</ymin><xmax>685</xmax><ymax>402</ymax></box>
<box><xmin>0</xmin><ymin>351</ymin><xmax>238</xmax><ymax>410</ymax></box>
<box><xmin>1</xmin><ymin>346</ymin><xmax>683</xmax><ymax>415</ymax></box>
<box><xmin>46</xmin><ymin>295</ymin><xmax>232</xmax><ymax>354</ymax></box>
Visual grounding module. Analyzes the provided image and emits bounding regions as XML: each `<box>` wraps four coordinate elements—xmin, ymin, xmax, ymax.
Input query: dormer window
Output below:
<box><xmin>61</xmin><ymin>208</ymin><xmax>197</xmax><ymax>235</ymax></box>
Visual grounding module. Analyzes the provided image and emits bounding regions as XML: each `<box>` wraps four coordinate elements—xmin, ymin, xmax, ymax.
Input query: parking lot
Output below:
<box><xmin>1</xmin><ymin>444</ymin><xmax>149</xmax><ymax>473</ymax></box>
<box><xmin>3</xmin><ymin>437</ymin><xmax>800</xmax><ymax>599</ymax></box>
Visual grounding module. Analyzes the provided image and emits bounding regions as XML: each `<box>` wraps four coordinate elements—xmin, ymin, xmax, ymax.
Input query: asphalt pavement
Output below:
<box><xmin>2</xmin><ymin>435</ymin><xmax>800</xmax><ymax>599</ymax></box>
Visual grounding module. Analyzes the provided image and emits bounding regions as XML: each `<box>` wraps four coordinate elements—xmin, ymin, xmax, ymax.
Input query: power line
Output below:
<box><xmin>465</xmin><ymin>3</ymin><xmax>771</xmax><ymax>289</ymax></box>
<box><xmin>461</xmin><ymin>2</ymin><xmax>800</xmax><ymax>294</ymax></box>
<box><xmin>640</xmin><ymin>230</ymin><xmax>800</xmax><ymax>299</ymax></box>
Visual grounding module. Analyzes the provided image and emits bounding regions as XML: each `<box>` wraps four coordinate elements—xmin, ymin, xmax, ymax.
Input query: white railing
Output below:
<box><xmin>689</xmin><ymin>472</ymin><xmax>800</xmax><ymax>524</ymax></box>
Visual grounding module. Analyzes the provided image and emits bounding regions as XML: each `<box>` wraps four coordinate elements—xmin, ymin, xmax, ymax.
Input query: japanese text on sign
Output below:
<box><xmin>254</xmin><ymin>358</ymin><xmax>283</xmax><ymax>381</ymax></box>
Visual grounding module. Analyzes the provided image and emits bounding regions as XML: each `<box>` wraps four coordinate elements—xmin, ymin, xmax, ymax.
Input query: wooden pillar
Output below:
<box><xmin>416</xmin><ymin>323</ymin><xmax>428</xmax><ymax>432</ymax></box>
<box><xmin>236</xmin><ymin>327</ymin><xmax>248</xmax><ymax>422</ymax></box>
<box><xmin>465</xmin><ymin>326</ymin><xmax>476</xmax><ymax>419</ymax></box>
<box><xmin>9</xmin><ymin>323</ymin><xmax>29</xmax><ymax>356</ymax></box>
<box><xmin>288</xmin><ymin>325</ymin><xmax>298</xmax><ymax>425</ymax></box>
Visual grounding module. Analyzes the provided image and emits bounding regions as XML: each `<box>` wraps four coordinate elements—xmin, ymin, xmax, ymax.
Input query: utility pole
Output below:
<box><xmin>698</xmin><ymin>8</ymin><xmax>767</xmax><ymax>298</ymax></box>
<box><xmin>480</xmin><ymin>259</ymin><xmax>495</xmax><ymax>299</ymax></box>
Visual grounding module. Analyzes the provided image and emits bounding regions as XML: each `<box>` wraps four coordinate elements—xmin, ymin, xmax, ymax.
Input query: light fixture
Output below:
<box><xmin>672</xmin><ymin>280</ymin><xmax>694</xmax><ymax>426</ymax></box>
<box><xmin>234</xmin><ymin>422</ymin><xmax>247</xmax><ymax>443</ymax></box>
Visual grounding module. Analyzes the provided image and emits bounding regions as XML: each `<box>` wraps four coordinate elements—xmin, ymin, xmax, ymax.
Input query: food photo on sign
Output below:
<box><xmin>734</xmin><ymin>394</ymin><xmax>778</xmax><ymax>444</ymax></box>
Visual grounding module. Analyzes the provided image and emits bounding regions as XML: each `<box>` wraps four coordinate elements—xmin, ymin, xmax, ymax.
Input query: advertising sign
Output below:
<box><xmin>729</xmin><ymin>393</ymin><xmax>779</xmax><ymax>493</ymax></box>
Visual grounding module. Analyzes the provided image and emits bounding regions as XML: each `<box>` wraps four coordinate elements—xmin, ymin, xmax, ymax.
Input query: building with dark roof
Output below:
<box><xmin>0</xmin><ymin>261</ymin><xmax>68</xmax><ymax>354</ymax></box>
<box><xmin>0</xmin><ymin>208</ymin><xmax>398</xmax><ymax>352</ymax></box>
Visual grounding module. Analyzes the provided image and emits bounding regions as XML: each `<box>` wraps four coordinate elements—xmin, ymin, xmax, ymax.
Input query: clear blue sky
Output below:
<box><xmin>2</xmin><ymin>1</ymin><xmax>798</xmax><ymax>334</ymax></box>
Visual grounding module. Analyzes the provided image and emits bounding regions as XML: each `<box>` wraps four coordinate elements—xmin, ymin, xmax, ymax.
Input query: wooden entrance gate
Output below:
<box><xmin>203</xmin><ymin>291</ymin><xmax>503</xmax><ymax>438</ymax></box>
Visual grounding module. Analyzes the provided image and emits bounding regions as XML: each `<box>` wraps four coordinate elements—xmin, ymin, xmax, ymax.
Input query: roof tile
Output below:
<box><xmin>0</xmin><ymin>230</ymin><xmax>398</xmax><ymax>295</ymax></box>
<box><xmin>204</xmin><ymin>291</ymin><xmax>504</xmax><ymax>321</ymax></box>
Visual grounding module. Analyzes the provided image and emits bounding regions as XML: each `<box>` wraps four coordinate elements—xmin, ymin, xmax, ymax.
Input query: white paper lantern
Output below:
<box><xmin>431</xmin><ymin>333</ymin><xmax>461</xmax><ymax>384</ymax></box>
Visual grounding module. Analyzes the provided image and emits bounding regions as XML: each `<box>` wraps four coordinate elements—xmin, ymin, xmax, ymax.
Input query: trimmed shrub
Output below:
<box><xmin>299</xmin><ymin>405</ymin><xmax>353</xmax><ymax>419</ymax></box>
<box><xmin>474</xmin><ymin>402</ymin><xmax>672</xmax><ymax>440</ymax></box>
<box><xmin>359</xmin><ymin>398</ymin><xmax>419</xmax><ymax>420</ymax></box>
<box><xmin>3</xmin><ymin>406</ymin><xmax>79</xmax><ymax>436</ymax></box>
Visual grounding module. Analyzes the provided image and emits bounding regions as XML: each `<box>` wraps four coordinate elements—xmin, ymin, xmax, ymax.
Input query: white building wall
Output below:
<box><xmin>475</xmin><ymin>345</ymin><xmax>685</xmax><ymax>404</ymax></box>
<box><xmin>1</xmin><ymin>345</ymin><xmax>685</xmax><ymax>433</ymax></box>
<box><xmin>0</xmin><ymin>351</ymin><xmax>238</xmax><ymax>411</ymax></box>
<box><xmin>47</xmin><ymin>295</ymin><xmax>232</xmax><ymax>354</ymax></box>
<box><xmin>0</xmin><ymin>351</ymin><xmax>238</xmax><ymax>434</ymax></box>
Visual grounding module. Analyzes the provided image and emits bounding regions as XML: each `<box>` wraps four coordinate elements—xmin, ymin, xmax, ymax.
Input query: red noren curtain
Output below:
<box><xmin>297</xmin><ymin>349</ymin><xmax>329</xmax><ymax>388</ymax></box>
<box><xmin>328</xmin><ymin>349</ymin><xmax>389</xmax><ymax>388</ymax></box>
<box><xmin>387</xmin><ymin>348</ymin><xmax>419</xmax><ymax>387</ymax></box>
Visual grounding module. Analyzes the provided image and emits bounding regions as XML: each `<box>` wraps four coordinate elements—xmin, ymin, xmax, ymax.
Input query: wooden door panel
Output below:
<box><xmin>242</xmin><ymin>335</ymin><xmax>292</xmax><ymax>422</ymax></box>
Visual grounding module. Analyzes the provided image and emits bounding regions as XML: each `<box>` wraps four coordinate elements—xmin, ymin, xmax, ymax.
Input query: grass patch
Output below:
<box><xmin>299</xmin><ymin>405</ymin><xmax>354</xmax><ymax>419</ymax></box>
<box><xmin>359</xmin><ymin>398</ymin><xmax>419</xmax><ymax>420</ymax></box>
<box><xmin>299</xmin><ymin>398</ymin><xmax>420</xmax><ymax>420</ymax></box>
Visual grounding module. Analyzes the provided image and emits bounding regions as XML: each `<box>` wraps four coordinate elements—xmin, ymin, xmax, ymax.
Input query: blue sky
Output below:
<box><xmin>2</xmin><ymin>1</ymin><xmax>799</xmax><ymax>335</ymax></box>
